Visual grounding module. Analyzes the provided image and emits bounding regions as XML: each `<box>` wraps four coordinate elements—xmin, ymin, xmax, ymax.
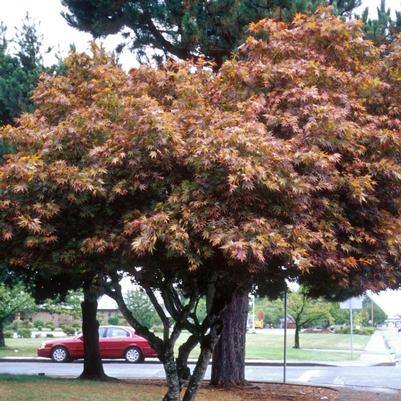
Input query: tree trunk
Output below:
<box><xmin>210</xmin><ymin>293</ymin><xmax>248</xmax><ymax>386</ymax></box>
<box><xmin>0</xmin><ymin>321</ymin><xmax>5</xmax><ymax>348</ymax></box>
<box><xmin>177</xmin><ymin>334</ymin><xmax>198</xmax><ymax>388</ymax></box>
<box><xmin>293</xmin><ymin>326</ymin><xmax>300</xmax><ymax>349</ymax></box>
<box><xmin>183</xmin><ymin>325</ymin><xmax>220</xmax><ymax>401</ymax></box>
<box><xmin>79</xmin><ymin>286</ymin><xmax>108</xmax><ymax>380</ymax></box>
<box><xmin>161</xmin><ymin>350</ymin><xmax>181</xmax><ymax>401</ymax></box>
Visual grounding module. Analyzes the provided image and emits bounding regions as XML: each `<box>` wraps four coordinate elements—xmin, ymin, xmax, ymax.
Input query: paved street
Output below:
<box><xmin>1</xmin><ymin>329</ymin><xmax>400</xmax><ymax>392</ymax></box>
<box><xmin>1</xmin><ymin>361</ymin><xmax>401</xmax><ymax>390</ymax></box>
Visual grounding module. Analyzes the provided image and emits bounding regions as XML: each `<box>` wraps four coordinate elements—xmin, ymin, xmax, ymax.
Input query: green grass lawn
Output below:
<box><xmin>0</xmin><ymin>332</ymin><xmax>370</xmax><ymax>362</ymax></box>
<box><xmin>0</xmin><ymin>375</ymin><xmax>240</xmax><ymax>401</ymax></box>
<box><xmin>0</xmin><ymin>338</ymin><xmax>44</xmax><ymax>358</ymax></box>
<box><xmin>244</xmin><ymin>332</ymin><xmax>369</xmax><ymax>361</ymax></box>
<box><xmin>179</xmin><ymin>332</ymin><xmax>369</xmax><ymax>362</ymax></box>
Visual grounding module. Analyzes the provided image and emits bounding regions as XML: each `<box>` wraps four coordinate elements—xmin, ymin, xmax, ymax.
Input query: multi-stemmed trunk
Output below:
<box><xmin>182</xmin><ymin>329</ymin><xmax>220</xmax><ymax>401</ymax></box>
<box><xmin>79</xmin><ymin>285</ymin><xmax>108</xmax><ymax>380</ymax></box>
<box><xmin>211</xmin><ymin>293</ymin><xmax>248</xmax><ymax>386</ymax></box>
<box><xmin>104</xmin><ymin>274</ymin><xmax>226</xmax><ymax>401</ymax></box>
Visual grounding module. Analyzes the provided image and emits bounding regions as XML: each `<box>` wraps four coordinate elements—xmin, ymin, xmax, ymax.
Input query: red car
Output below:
<box><xmin>37</xmin><ymin>325</ymin><xmax>157</xmax><ymax>363</ymax></box>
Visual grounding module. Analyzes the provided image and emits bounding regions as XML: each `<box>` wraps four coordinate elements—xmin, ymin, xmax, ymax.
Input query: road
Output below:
<box><xmin>1</xmin><ymin>361</ymin><xmax>401</xmax><ymax>390</ymax></box>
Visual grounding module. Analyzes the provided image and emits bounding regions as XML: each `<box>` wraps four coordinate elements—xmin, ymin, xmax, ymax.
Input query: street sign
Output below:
<box><xmin>340</xmin><ymin>296</ymin><xmax>363</xmax><ymax>310</ymax></box>
<box><xmin>339</xmin><ymin>296</ymin><xmax>363</xmax><ymax>360</ymax></box>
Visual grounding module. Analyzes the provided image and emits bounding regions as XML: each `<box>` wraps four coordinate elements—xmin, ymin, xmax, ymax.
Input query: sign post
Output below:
<box><xmin>340</xmin><ymin>297</ymin><xmax>363</xmax><ymax>360</ymax></box>
<box><xmin>283</xmin><ymin>289</ymin><xmax>287</xmax><ymax>383</ymax></box>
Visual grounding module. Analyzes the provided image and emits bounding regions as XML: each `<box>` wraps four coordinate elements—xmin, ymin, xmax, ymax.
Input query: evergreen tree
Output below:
<box><xmin>0</xmin><ymin>14</ymin><xmax>44</xmax><ymax>127</ymax></box>
<box><xmin>360</xmin><ymin>0</ymin><xmax>401</xmax><ymax>45</ymax></box>
<box><xmin>62</xmin><ymin>0</ymin><xmax>361</xmax><ymax>66</ymax></box>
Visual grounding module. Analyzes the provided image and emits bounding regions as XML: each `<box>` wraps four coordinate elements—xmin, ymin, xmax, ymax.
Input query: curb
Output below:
<box><xmin>0</xmin><ymin>357</ymin><xmax>396</xmax><ymax>367</ymax></box>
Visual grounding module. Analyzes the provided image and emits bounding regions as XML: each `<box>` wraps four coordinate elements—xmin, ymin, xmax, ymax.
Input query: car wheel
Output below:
<box><xmin>124</xmin><ymin>346</ymin><xmax>143</xmax><ymax>363</ymax></box>
<box><xmin>51</xmin><ymin>346</ymin><xmax>69</xmax><ymax>363</ymax></box>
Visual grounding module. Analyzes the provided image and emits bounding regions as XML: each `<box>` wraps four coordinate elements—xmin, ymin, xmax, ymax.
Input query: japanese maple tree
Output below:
<box><xmin>1</xmin><ymin>8</ymin><xmax>401</xmax><ymax>401</ymax></box>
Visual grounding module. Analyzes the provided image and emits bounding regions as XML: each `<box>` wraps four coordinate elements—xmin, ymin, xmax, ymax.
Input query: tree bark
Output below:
<box><xmin>183</xmin><ymin>324</ymin><xmax>220</xmax><ymax>401</ymax></box>
<box><xmin>294</xmin><ymin>325</ymin><xmax>300</xmax><ymax>349</ymax></box>
<box><xmin>161</xmin><ymin>349</ymin><xmax>181</xmax><ymax>401</ymax></box>
<box><xmin>210</xmin><ymin>293</ymin><xmax>248</xmax><ymax>386</ymax></box>
<box><xmin>0</xmin><ymin>321</ymin><xmax>5</xmax><ymax>348</ymax></box>
<box><xmin>78</xmin><ymin>286</ymin><xmax>108</xmax><ymax>380</ymax></box>
<box><xmin>176</xmin><ymin>334</ymin><xmax>198</xmax><ymax>388</ymax></box>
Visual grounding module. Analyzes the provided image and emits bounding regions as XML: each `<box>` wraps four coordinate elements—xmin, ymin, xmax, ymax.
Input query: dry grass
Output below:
<box><xmin>1</xmin><ymin>375</ymin><xmax>400</xmax><ymax>401</ymax></box>
<box><xmin>0</xmin><ymin>375</ymin><xmax>338</xmax><ymax>401</ymax></box>
<box><xmin>0</xmin><ymin>375</ymin><xmax>240</xmax><ymax>401</ymax></box>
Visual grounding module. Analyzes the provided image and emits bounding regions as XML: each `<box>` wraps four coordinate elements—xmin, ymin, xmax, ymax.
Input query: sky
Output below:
<box><xmin>1</xmin><ymin>0</ymin><xmax>401</xmax><ymax>318</ymax></box>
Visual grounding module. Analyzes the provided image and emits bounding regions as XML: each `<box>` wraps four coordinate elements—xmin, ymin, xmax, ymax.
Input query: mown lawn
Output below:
<box><xmin>0</xmin><ymin>332</ymin><xmax>370</xmax><ymax>362</ymax></box>
<box><xmin>0</xmin><ymin>375</ymin><xmax>239</xmax><ymax>401</ymax></box>
<box><xmin>244</xmin><ymin>332</ymin><xmax>369</xmax><ymax>361</ymax></box>
<box><xmin>181</xmin><ymin>332</ymin><xmax>369</xmax><ymax>361</ymax></box>
<box><xmin>0</xmin><ymin>338</ymin><xmax>44</xmax><ymax>358</ymax></box>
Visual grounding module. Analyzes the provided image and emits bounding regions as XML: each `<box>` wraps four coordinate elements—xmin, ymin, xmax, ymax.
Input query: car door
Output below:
<box><xmin>100</xmin><ymin>327</ymin><xmax>131</xmax><ymax>358</ymax></box>
<box><xmin>69</xmin><ymin>327</ymin><xmax>107</xmax><ymax>359</ymax></box>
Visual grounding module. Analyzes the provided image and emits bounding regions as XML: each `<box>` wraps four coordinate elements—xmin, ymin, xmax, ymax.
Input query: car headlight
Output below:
<box><xmin>39</xmin><ymin>342</ymin><xmax>49</xmax><ymax>349</ymax></box>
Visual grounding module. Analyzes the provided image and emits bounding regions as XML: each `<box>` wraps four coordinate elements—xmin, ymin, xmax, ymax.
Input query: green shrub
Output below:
<box><xmin>22</xmin><ymin>321</ymin><xmax>33</xmax><ymax>329</ymax></box>
<box><xmin>62</xmin><ymin>325</ymin><xmax>76</xmax><ymax>336</ymax></box>
<box><xmin>3</xmin><ymin>330</ymin><xmax>13</xmax><ymax>338</ymax></box>
<box><xmin>108</xmin><ymin>316</ymin><xmax>120</xmax><ymax>325</ymax></box>
<box><xmin>10</xmin><ymin>320</ymin><xmax>21</xmax><ymax>331</ymax></box>
<box><xmin>354</xmin><ymin>326</ymin><xmax>375</xmax><ymax>335</ymax></box>
<box><xmin>72</xmin><ymin>323</ymin><xmax>81</xmax><ymax>330</ymax></box>
<box><xmin>46</xmin><ymin>333</ymin><xmax>54</xmax><ymax>338</ymax></box>
<box><xmin>335</xmin><ymin>325</ymin><xmax>374</xmax><ymax>335</ymax></box>
<box><xmin>34</xmin><ymin>320</ymin><xmax>44</xmax><ymax>330</ymax></box>
<box><xmin>44</xmin><ymin>321</ymin><xmax>55</xmax><ymax>331</ymax></box>
<box><xmin>17</xmin><ymin>328</ymin><xmax>31</xmax><ymax>338</ymax></box>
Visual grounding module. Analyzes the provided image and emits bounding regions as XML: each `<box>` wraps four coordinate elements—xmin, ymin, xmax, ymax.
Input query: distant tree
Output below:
<box><xmin>360</xmin><ymin>296</ymin><xmax>387</xmax><ymax>326</ymax></box>
<box><xmin>0</xmin><ymin>283</ymin><xmax>35</xmax><ymax>347</ymax></box>
<box><xmin>14</xmin><ymin>13</ymin><xmax>45</xmax><ymax>71</ymax></box>
<box><xmin>125</xmin><ymin>288</ymin><xmax>161</xmax><ymax>329</ymax></box>
<box><xmin>0</xmin><ymin>14</ymin><xmax>45</xmax><ymax>127</ymax></box>
<box><xmin>360</xmin><ymin>0</ymin><xmax>401</xmax><ymax>45</ymax></box>
<box><xmin>329</xmin><ymin>303</ymin><xmax>349</xmax><ymax>325</ymax></box>
<box><xmin>42</xmin><ymin>289</ymin><xmax>83</xmax><ymax>320</ymax></box>
<box><xmin>287</xmin><ymin>290</ymin><xmax>332</xmax><ymax>349</ymax></box>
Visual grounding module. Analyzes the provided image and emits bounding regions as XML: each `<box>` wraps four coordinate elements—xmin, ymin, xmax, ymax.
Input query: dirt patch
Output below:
<box><xmin>125</xmin><ymin>380</ymin><xmax>401</xmax><ymax>401</ymax></box>
<box><xmin>217</xmin><ymin>383</ymin><xmax>337</xmax><ymax>401</ymax></box>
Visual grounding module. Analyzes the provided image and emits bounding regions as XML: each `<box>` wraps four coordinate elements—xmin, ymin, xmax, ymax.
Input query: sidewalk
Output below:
<box><xmin>358</xmin><ymin>331</ymin><xmax>395</xmax><ymax>365</ymax></box>
<box><xmin>380</xmin><ymin>328</ymin><xmax>401</xmax><ymax>361</ymax></box>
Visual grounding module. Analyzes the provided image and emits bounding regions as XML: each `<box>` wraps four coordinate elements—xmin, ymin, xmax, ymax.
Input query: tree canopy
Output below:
<box><xmin>1</xmin><ymin>7</ymin><xmax>401</xmax><ymax>401</ymax></box>
<box><xmin>0</xmin><ymin>282</ymin><xmax>35</xmax><ymax>347</ymax></box>
<box><xmin>287</xmin><ymin>289</ymin><xmax>332</xmax><ymax>348</ymax></box>
<box><xmin>62</xmin><ymin>0</ymin><xmax>361</xmax><ymax>65</ymax></box>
